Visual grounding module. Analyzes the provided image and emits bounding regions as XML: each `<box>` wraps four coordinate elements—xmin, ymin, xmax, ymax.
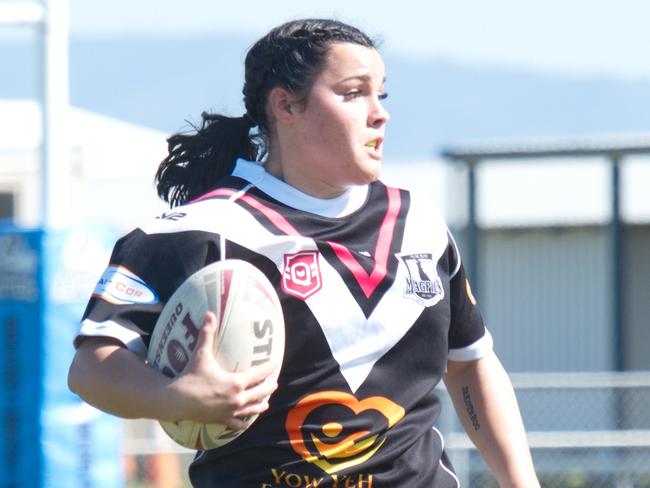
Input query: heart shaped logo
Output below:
<box><xmin>285</xmin><ymin>391</ymin><xmax>405</xmax><ymax>474</ymax></box>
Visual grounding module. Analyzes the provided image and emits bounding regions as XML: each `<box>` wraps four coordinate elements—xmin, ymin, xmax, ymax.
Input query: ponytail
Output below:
<box><xmin>155</xmin><ymin>112</ymin><xmax>259</xmax><ymax>207</ymax></box>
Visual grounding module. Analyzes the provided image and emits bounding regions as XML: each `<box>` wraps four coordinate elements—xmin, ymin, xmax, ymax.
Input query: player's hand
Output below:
<box><xmin>167</xmin><ymin>311</ymin><xmax>278</xmax><ymax>429</ymax></box>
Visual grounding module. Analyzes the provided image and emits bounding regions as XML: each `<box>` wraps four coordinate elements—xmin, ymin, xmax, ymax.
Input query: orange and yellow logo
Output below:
<box><xmin>465</xmin><ymin>278</ymin><xmax>477</xmax><ymax>305</ymax></box>
<box><xmin>285</xmin><ymin>391</ymin><xmax>405</xmax><ymax>474</ymax></box>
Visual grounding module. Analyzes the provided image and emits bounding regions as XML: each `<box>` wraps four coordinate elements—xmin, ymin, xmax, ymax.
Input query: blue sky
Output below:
<box><xmin>64</xmin><ymin>0</ymin><xmax>650</xmax><ymax>80</ymax></box>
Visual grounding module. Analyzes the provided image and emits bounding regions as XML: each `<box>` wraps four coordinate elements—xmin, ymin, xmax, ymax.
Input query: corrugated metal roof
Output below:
<box><xmin>441</xmin><ymin>132</ymin><xmax>650</xmax><ymax>161</ymax></box>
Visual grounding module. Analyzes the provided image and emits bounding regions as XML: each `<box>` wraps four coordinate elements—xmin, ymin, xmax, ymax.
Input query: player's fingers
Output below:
<box><xmin>234</xmin><ymin>374</ymin><xmax>278</xmax><ymax>411</ymax></box>
<box><xmin>232</xmin><ymin>400</ymin><xmax>270</xmax><ymax>419</ymax></box>
<box><xmin>221</xmin><ymin>417</ymin><xmax>250</xmax><ymax>431</ymax></box>
<box><xmin>194</xmin><ymin>311</ymin><xmax>218</xmax><ymax>357</ymax></box>
<box><xmin>238</xmin><ymin>361</ymin><xmax>278</xmax><ymax>388</ymax></box>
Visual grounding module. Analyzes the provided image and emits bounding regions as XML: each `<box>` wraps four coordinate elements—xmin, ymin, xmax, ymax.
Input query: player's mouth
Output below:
<box><xmin>365</xmin><ymin>138</ymin><xmax>383</xmax><ymax>154</ymax></box>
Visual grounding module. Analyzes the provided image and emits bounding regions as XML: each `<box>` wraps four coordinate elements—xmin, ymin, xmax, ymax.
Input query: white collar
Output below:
<box><xmin>232</xmin><ymin>159</ymin><xmax>369</xmax><ymax>218</ymax></box>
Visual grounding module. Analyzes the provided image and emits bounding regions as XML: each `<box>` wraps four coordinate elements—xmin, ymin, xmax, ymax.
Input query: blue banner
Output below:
<box><xmin>0</xmin><ymin>228</ymin><xmax>43</xmax><ymax>488</ymax></box>
<box><xmin>0</xmin><ymin>226</ymin><xmax>123</xmax><ymax>488</ymax></box>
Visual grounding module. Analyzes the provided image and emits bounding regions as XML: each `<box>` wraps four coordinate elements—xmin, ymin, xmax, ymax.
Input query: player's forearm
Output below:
<box><xmin>68</xmin><ymin>338</ymin><xmax>181</xmax><ymax>421</ymax></box>
<box><xmin>443</xmin><ymin>352</ymin><xmax>540</xmax><ymax>488</ymax></box>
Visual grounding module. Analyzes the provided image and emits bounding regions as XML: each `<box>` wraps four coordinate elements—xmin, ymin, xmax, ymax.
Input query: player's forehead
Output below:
<box><xmin>317</xmin><ymin>42</ymin><xmax>386</xmax><ymax>85</ymax></box>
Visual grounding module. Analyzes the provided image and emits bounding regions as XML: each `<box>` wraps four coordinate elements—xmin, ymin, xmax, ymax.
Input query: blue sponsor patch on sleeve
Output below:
<box><xmin>92</xmin><ymin>265</ymin><xmax>159</xmax><ymax>305</ymax></box>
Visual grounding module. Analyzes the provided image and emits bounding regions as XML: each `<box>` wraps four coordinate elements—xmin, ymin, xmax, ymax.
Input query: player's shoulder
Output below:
<box><xmin>137</xmin><ymin>178</ymin><xmax>251</xmax><ymax>236</ymax></box>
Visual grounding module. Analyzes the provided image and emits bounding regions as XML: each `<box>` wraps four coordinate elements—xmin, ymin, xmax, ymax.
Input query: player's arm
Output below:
<box><xmin>68</xmin><ymin>312</ymin><xmax>277</xmax><ymax>429</ymax></box>
<box><xmin>443</xmin><ymin>351</ymin><xmax>540</xmax><ymax>488</ymax></box>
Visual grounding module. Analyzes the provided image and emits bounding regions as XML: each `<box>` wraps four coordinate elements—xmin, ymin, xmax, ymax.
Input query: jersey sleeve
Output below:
<box><xmin>74</xmin><ymin>226</ymin><xmax>220</xmax><ymax>358</ymax></box>
<box><xmin>446</xmin><ymin>232</ymin><xmax>493</xmax><ymax>361</ymax></box>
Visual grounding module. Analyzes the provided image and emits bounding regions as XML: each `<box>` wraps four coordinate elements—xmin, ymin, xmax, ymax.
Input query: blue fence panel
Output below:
<box><xmin>0</xmin><ymin>225</ymin><xmax>123</xmax><ymax>488</ymax></box>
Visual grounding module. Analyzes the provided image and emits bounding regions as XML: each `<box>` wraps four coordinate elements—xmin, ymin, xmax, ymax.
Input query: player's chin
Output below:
<box><xmin>345</xmin><ymin>155</ymin><xmax>382</xmax><ymax>186</ymax></box>
<box><xmin>347</xmin><ymin>170</ymin><xmax>380</xmax><ymax>187</ymax></box>
<box><xmin>360</xmin><ymin>160</ymin><xmax>382</xmax><ymax>183</ymax></box>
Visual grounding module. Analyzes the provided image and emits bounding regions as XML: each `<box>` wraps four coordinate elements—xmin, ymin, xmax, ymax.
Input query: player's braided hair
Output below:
<box><xmin>155</xmin><ymin>18</ymin><xmax>376</xmax><ymax>207</ymax></box>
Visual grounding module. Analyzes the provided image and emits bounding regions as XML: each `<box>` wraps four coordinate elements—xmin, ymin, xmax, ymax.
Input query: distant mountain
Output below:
<box><xmin>3</xmin><ymin>35</ymin><xmax>650</xmax><ymax>159</ymax></box>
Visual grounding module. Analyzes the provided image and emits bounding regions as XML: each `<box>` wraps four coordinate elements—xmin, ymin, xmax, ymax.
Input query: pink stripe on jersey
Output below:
<box><xmin>193</xmin><ymin>188</ymin><xmax>239</xmax><ymax>202</ymax></box>
<box><xmin>194</xmin><ymin>187</ymin><xmax>301</xmax><ymax>236</ymax></box>
<box><xmin>328</xmin><ymin>187</ymin><xmax>401</xmax><ymax>298</ymax></box>
<box><xmin>237</xmin><ymin>194</ymin><xmax>301</xmax><ymax>236</ymax></box>
<box><xmin>194</xmin><ymin>184</ymin><xmax>402</xmax><ymax>300</ymax></box>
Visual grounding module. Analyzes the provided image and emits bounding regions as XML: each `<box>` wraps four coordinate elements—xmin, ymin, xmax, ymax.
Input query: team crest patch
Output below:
<box><xmin>397</xmin><ymin>253</ymin><xmax>444</xmax><ymax>307</ymax></box>
<box><xmin>282</xmin><ymin>251</ymin><xmax>322</xmax><ymax>300</ymax></box>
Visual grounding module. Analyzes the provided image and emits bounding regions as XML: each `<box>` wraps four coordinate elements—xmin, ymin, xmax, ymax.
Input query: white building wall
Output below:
<box><xmin>0</xmin><ymin>100</ymin><xmax>168</xmax><ymax>231</ymax></box>
<box><xmin>623</xmin><ymin>156</ymin><xmax>650</xmax><ymax>224</ymax></box>
<box><xmin>480</xmin><ymin>226</ymin><xmax>613</xmax><ymax>372</ymax></box>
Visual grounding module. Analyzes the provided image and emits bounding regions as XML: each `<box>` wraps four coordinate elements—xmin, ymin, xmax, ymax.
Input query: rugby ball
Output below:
<box><xmin>147</xmin><ymin>259</ymin><xmax>285</xmax><ymax>450</ymax></box>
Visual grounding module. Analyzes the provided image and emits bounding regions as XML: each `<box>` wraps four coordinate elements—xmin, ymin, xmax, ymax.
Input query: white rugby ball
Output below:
<box><xmin>147</xmin><ymin>259</ymin><xmax>285</xmax><ymax>450</ymax></box>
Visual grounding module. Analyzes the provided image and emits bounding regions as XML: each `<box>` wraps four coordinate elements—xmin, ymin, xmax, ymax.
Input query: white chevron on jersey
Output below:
<box><xmin>310</xmin><ymin>256</ymin><xmax>425</xmax><ymax>391</ymax></box>
<box><xmin>306</xmin><ymin>203</ymin><xmax>450</xmax><ymax>391</ymax></box>
<box><xmin>141</xmin><ymin>189</ymin><xmax>450</xmax><ymax>392</ymax></box>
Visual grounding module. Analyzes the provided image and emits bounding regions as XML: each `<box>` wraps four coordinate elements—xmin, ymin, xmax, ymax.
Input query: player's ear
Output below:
<box><xmin>268</xmin><ymin>87</ymin><xmax>297</xmax><ymax>125</ymax></box>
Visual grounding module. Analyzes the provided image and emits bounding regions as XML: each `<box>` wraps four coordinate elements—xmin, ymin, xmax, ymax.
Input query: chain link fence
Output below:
<box><xmin>121</xmin><ymin>371</ymin><xmax>650</xmax><ymax>487</ymax></box>
<box><xmin>439</xmin><ymin>371</ymin><xmax>650</xmax><ymax>488</ymax></box>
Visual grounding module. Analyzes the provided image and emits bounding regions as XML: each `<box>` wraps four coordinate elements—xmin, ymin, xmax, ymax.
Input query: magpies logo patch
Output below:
<box><xmin>397</xmin><ymin>253</ymin><xmax>444</xmax><ymax>307</ymax></box>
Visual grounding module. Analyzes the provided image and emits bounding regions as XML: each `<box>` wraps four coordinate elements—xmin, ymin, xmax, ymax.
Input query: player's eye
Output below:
<box><xmin>344</xmin><ymin>89</ymin><xmax>363</xmax><ymax>99</ymax></box>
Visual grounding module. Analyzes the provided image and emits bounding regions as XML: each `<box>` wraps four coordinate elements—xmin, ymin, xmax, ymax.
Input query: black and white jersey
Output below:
<box><xmin>77</xmin><ymin>159</ymin><xmax>492</xmax><ymax>488</ymax></box>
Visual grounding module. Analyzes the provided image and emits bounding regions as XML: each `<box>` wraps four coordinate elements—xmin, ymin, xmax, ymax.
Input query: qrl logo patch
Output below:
<box><xmin>397</xmin><ymin>253</ymin><xmax>444</xmax><ymax>307</ymax></box>
<box><xmin>282</xmin><ymin>251</ymin><xmax>322</xmax><ymax>300</ymax></box>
